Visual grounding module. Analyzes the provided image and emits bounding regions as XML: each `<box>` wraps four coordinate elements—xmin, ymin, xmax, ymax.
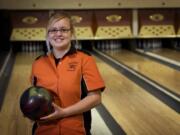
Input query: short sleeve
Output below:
<box><xmin>82</xmin><ymin>55</ymin><xmax>105</xmax><ymax>92</ymax></box>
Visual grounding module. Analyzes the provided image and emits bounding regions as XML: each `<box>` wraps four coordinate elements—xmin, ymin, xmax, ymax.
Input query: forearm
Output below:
<box><xmin>62</xmin><ymin>90</ymin><xmax>101</xmax><ymax>117</ymax></box>
<box><xmin>39</xmin><ymin>90</ymin><xmax>102</xmax><ymax>121</ymax></box>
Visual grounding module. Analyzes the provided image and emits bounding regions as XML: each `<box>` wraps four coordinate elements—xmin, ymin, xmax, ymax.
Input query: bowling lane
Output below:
<box><xmin>0</xmin><ymin>52</ymin><xmax>112</xmax><ymax>135</ymax></box>
<box><xmin>150</xmin><ymin>48</ymin><xmax>180</xmax><ymax>62</ymax></box>
<box><xmin>95</xmin><ymin>56</ymin><xmax>180</xmax><ymax>135</ymax></box>
<box><xmin>0</xmin><ymin>52</ymin><xmax>40</xmax><ymax>135</ymax></box>
<box><xmin>103</xmin><ymin>49</ymin><xmax>180</xmax><ymax>95</ymax></box>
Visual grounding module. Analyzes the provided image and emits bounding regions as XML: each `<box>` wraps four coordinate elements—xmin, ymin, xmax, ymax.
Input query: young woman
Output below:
<box><xmin>31</xmin><ymin>12</ymin><xmax>105</xmax><ymax>135</ymax></box>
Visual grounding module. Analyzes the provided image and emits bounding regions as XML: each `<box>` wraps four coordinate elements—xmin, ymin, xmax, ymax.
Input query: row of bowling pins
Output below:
<box><xmin>173</xmin><ymin>40</ymin><xmax>180</xmax><ymax>49</ymax></box>
<box><xmin>75</xmin><ymin>43</ymin><xmax>82</xmax><ymax>50</ymax></box>
<box><xmin>21</xmin><ymin>42</ymin><xmax>44</xmax><ymax>52</ymax></box>
<box><xmin>95</xmin><ymin>40</ymin><xmax>122</xmax><ymax>50</ymax></box>
<box><xmin>21</xmin><ymin>41</ymin><xmax>83</xmax><ymax>52</ymax></box>
<box><xmin>138</xmin><ymin>39</ymin><xmax>162</xmax><ymax>49</ymax></box>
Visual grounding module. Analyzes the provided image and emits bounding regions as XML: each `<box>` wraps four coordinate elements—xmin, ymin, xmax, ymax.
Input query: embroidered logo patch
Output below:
<box><xmin>67</xmin><ymin>62</ymin><xmax>78</xmax><ymax>71</ymax></box>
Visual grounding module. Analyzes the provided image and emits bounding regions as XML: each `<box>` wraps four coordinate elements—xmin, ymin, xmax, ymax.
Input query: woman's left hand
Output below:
<box><xmin>39</xmin><ymin>102</ymin><xmax>64</xmax><ymax>122</ymax></box>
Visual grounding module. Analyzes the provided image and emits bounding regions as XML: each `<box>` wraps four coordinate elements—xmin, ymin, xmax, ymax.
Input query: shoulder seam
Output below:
<box><xmin>35</xmin><ymin>54</ymin><xmax>46</xmax><ymax>61</ymax></box>
<box><xmin>77</xmin><ymin>49</ymin><xmax>91</xmax><ymax>56</ymax></box>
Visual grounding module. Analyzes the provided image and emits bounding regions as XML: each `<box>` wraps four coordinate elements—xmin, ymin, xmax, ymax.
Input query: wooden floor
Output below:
<box><xmin>0</xmin><ymin>53</ymin><xmax>40</xmax><ymax>135</ymax></box>
<box><xmin>0</xmin><ymin>52</ymin><xmax>179</xmax><ymax>135</ymax></box>
<box><xmin>150</xmin><ymin>48</ymin><xmax>180</xmax><ymax>62</ymax></box>
<box><xmin>0</xmin><ymin>52</ymin><xmax>112</xmax><ymax>135</ymax></box>
<box><xmin>103</xmin><ymin>49</ymin><xmax>180</xmax><ymax>95</ymax></box>
<box><xmin>95</xmin><ymin>56</ymin><xmax>180</xmax><ymax>135</ymax></box>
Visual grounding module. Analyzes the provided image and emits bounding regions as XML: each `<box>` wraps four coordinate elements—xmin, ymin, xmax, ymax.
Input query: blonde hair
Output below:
<box><xmin>46</xmin><ymin>12</ymin><xmax>76</xmax><ymax>53</ymax></box>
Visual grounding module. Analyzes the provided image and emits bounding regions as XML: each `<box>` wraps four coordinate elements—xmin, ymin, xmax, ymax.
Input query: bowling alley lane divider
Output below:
<box><xmin>0</xmin><ymin>49</ymin><xmax>15</xmax><ymax>110</ymax></box>
<box><xmin>135</xmin><ymin>49</ymin><xmax>180</xmax><ymax>71</ymax></box>
<box><xmin>93</xmin><ymin>48</ymin><xmax>180</xmax><ymax>113</ymax></box>
<box><xmin>95</xmin><ymin>104</ymin><xmax>127</xmax><ymax>135</ymax></box>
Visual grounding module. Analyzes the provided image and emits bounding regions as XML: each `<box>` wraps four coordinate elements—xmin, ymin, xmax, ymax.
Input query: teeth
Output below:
<box><xmin>55</xmin><ymin>39</ymin><xmax>63</xmax><ymax>42</ymax></box>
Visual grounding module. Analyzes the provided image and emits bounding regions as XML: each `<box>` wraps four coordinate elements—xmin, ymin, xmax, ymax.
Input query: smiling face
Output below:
<box><xmin>47</xmin><ymin>14</ymin><xmax>74</xmax><ymax>51</ymax></box>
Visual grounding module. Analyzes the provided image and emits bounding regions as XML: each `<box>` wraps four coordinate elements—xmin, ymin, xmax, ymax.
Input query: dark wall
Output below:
<box><xmin>0</xmin><ymin>10</ymin><xmax>12</xmax><ymax>52</ymax></box>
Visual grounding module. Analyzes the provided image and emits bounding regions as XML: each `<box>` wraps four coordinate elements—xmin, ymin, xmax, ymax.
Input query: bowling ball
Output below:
<box><xmin>20</xmin><ymin>86</ymin><xmax>54</xmax><ymax>121</ymax></box>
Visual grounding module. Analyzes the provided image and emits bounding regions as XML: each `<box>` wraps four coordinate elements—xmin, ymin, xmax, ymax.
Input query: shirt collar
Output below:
<box><xmin>49</xmin><ymin>45</ymin><xmax>77</xmax><ymax>60</ymax></box>
<box><xmin>64</xmin><ymin>45</ymin><xmax>77</xmax><ymax>57</ymax></box>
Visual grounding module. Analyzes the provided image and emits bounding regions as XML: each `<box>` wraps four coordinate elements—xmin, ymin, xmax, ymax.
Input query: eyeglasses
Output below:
<box><xmin>48</xmin><ymin>28</ymin><xmax>71</xmax><ymax>34</ymax></box>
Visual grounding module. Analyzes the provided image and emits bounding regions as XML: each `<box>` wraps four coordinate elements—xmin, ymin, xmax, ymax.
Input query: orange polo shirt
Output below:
<box><xmin>31</xmin><ymin>47</ymin><xmax>105</xmax><ymax>135</ymax></box>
